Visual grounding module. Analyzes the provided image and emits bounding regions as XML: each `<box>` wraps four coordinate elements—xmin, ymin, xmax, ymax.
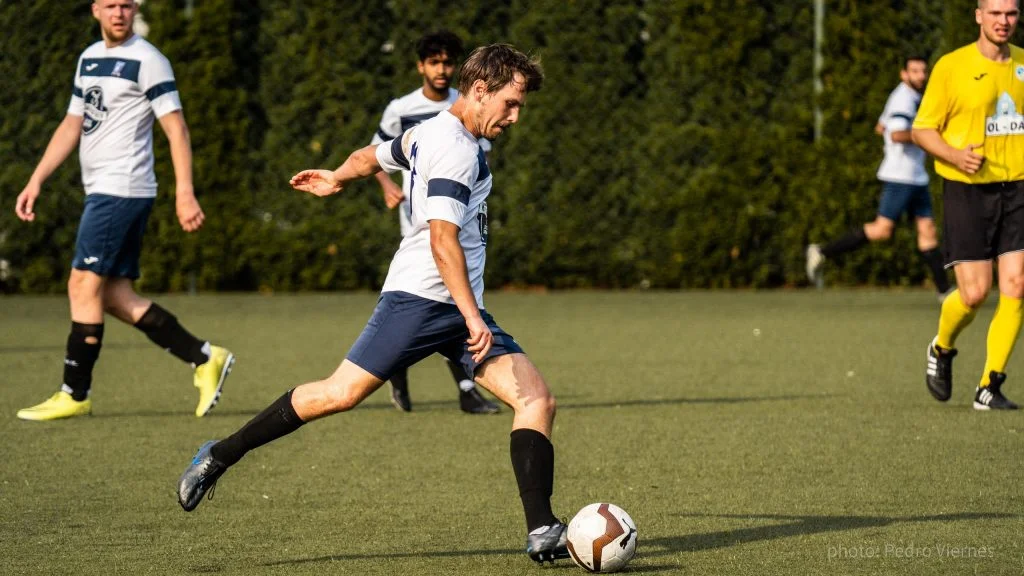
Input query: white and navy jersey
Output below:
<box><xmin>68</xmin><ymin>35</ymin><xmax>182</xmax><ymax>198</ymax></box>
<box><xmin>376</xmin><ymin>111</ymin><xmax>491</xmax><ymax>309</ymax></box>
<box><xmin>876</xmin><ymin>82</ymin><xmax>929</xmax><ymax>186</ymax></box>
<box><xmin>371</xmin><ymin>87</ymin><xmax>491</xmax><ymax>236</ymax></box>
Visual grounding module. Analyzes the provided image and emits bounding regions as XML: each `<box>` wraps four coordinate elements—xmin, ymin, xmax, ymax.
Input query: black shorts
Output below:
<box><xmin>942</xmin><ymin>178</ymin><xmax>1024</xmax><ymax>268</ymax></box>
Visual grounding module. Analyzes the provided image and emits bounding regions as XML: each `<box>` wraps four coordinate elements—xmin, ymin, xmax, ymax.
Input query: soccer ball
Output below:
<box><xmin>566</xmin><ymin>503</ymin><xmax>637</xmax><ymax>573</ymax></box>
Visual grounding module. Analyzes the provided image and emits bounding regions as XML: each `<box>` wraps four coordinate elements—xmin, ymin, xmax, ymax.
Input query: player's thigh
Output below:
<box><xmin>475</xmin><ymin>353</ymin><xmax>555</xmax><ymax>416</ymax></box>
<box><xmin>292</xmin><ymin>359</ymin><xmax>385</xmax><ymax>421</ymax></box>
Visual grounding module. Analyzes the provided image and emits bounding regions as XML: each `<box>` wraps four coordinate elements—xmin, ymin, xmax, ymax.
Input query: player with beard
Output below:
<box><xmin>178</xmin><ymin>44</ymin><xmax>571</xmax><ymax>565</ymax></box>
<box><xmin>806</xmin><ymin>57</ymin><xmax>951</xmax><ymax>300</ymax></box>
<box><xmin>371</xmin><ymin>31</ymin><xmax>499</xmax><ymax>415</ymax></box>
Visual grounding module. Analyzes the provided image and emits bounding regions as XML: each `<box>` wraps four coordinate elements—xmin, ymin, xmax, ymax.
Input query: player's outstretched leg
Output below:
<box><xmin>475</xmin><ymin>353</ymin><xmax>568</xmax><ymax>564</ymax></box>
<box><xmin>445</xmin><ymin>357</ymin><xmax>499</xmax><ymax>414</ymax></box>
<box><xmin>178</xmin><ymin>360</ymin><xmax>383</xmax><ymax>511</ymax></box>
<box><xmin>389</xmin><ymin>366</ymin><xmax>412</xmax><ymax>412</ymax></box>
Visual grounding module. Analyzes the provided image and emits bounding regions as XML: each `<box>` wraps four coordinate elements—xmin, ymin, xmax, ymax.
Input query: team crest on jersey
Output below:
<box><xmin>82</xmin><ymin>86</ymin><xmax>108</xmax><ymax>135</ymax></box>
<box><xmin>1016</xmin><ymin>64</ymin><xmax>1024</xmax><ymax>81</ymax></box>
<box><xmin>112</xmin><ymin>61</ymin><xmax>127</xmax><ymax>77</ymax></box>
<box><xmin>477</xmin><ymin>202</ymin><xmax>489</xmax><ymax>245</ymax></box>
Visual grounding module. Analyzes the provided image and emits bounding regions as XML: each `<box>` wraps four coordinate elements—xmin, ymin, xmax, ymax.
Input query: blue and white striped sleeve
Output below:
<box><xmin>140</xmin><ymin>53</ymin><xmax>182</xmax><ymax>118</ymax></box>
<box><xmin>375</xmin><ymin>129</ymin><xmax>415</xmax><ymax>174</ymax></box>
<box><xmin>884</xmin><ymin>90</ymin><xmax>917</xmax><ymax>132</ymax></box>
<box><xmin>371</xmin><ymin>99</ymin><xmax>403</xmax><ymax>145</ymax></box>
<box><xmin>425</xmin><ymin>143</ymin><xmax>479</xmax><ymax>228</ymax></box>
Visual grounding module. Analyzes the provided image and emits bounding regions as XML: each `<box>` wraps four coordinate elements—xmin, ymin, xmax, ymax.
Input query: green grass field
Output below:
<box><xmin>2</xmin><ymin>291</ymin><xmax>1023</xmax><ymax>575</ymax></box>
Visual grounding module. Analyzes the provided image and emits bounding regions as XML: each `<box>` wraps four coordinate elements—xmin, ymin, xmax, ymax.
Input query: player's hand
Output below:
<box><xmin>954</xmin><ymin>143</ymin><xmax>984</xmax><ymax>175</ymax></box>
<box><xmin>465</xmin><ymin>315</ymin><xmax>493</xmax><ymax>364</ymax></box>
<box><xmin>15</xmin><ymin>181</ymin><xmax>41</xmax><ymax>222</ymax></box>
<box><xmin>175</xmin><ymin>190</ymin><xmax>205</xmax><ymax>232</ymax></box>
<box><xmin>382</xmin><ymin>178</ymin><xmax>404</xmax><ymax>209</ymax></box>
<box><xmin>290</xmin><ymin>170</ymin><xmax>342</xmax><ymax>197</ymax></box>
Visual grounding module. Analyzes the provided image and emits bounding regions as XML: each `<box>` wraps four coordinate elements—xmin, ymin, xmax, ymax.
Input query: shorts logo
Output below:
<box><xmin>1016</xmin><ymin>64</ymin><xmax>1024</xmax><ymax>81</ymax></box>
<box><xmin>986</xmin><ymin>92</ymin><xmax>1024</xmax><ymax>137</ymax></box>
<box><xmin>477</xmin><ymin>201</ymin><xmax>489</xmax><ymax>246</ymax></box>
<box><xmin>82</xmin><ymin>86</ymin><xmax>108</xmax><ymax>135</ymax></box>
<box><xmin>83</xmin><ymin>256</ymin><xmax>100</xmax><ymax>265</ymax></box>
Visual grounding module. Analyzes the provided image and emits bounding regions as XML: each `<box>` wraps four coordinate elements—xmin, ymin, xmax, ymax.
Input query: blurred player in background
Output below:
<box><xmin>806</xmin><ymin>57</ymin><xmax>951</xmax><ymax>300</ymax></box>
<box><xmin>13</xmin><ymin>0</ymin><xmax>234</xmax><ymax>421</ymax></box>
<box><xmin>371</xmin><ymin>30</ymin><xmax>499</xmax><ymax>415</ymax></box>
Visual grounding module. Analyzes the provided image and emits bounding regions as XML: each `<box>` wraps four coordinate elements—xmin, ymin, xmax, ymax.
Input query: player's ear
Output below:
<box><xmin>417</xmin><ymin>60</ymin><xmax>426</xmax><ymax>76</ymax></box>
<box><xmin>92</xmin><ymin>1</ymin><xmax>101</xmax><ymax>19</ymax></box>
<box><xmin>472</xmin><ymin>79</ymin><xmax>489</xmax><ymax>101</ymax></box>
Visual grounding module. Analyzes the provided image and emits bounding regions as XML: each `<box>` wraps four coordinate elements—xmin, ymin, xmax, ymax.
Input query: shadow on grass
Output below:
<box><xmin>260</xmin><ymin>548</ymin><xmax>679</xmax><ymax>573</ymax></box>
<box><xmin>559</xmin><ymin>394</ymin><xmax>835</xmax><ymax>410</ymax></box>
<box><xmin>643</xmin><ymin>512</ymin><xmax>1020</xmax><ymax>556</ymax></box>
<box><xmin>85</xmin><ymin>393</ymin><xmax>833</xmax><ymax>419</ymax></box>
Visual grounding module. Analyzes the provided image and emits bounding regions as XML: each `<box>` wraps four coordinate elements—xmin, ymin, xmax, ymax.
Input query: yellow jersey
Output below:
<box><xmin>914</xmin><ymin>42</ymin><xmax>1024</xmax><ymax>184</ymax></box>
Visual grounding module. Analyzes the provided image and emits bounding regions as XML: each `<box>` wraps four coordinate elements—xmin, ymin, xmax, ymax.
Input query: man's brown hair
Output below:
<box><xmin>458</xmin><ymin>44</ymin><xmax>544</xmax><ymax>95</ymax></box>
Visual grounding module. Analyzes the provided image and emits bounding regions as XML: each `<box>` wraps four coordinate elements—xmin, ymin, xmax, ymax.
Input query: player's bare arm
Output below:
<box><xmin>430</xmin><ymin>219</ymin><xmax>493</xmax><ymax>361</ymax></box>
<box><xmin>890</xmin><ymin>130</ymin><xmax>914</xmax><ymax>144</ymax></box>
<box><xmin>15</xmin><ymin>114</ymin><xmax>84</xmax><ymax>222</ymax></box>
<box><xmin>912</xmin><ymin>128</ymin><xmax>984</xmax><ymax>174</ymax></box>
<box><xmin>373</xmin><ymin>171</ymin><xmax>405</xmax><ymax>209</ymax></box>
<box><xmin>158</xmin><ymin>110</ymin><xmax>204</xmax><ymax>232</ymax></box>
<box><xmin>290</xmin><ymin>144</ymin><xmax>382</xmax><ymax>197</ymax></box>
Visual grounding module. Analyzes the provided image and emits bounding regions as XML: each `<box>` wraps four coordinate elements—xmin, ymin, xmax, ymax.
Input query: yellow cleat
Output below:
<box><xmin>17</xmin><ymin>391</ymin><xmax>92</xmax><ymax>421</ymax></box>
<box><xmin>194</xmin><ymin>345</ymin><xmax>235</xmax><ymax>417</ymax></box>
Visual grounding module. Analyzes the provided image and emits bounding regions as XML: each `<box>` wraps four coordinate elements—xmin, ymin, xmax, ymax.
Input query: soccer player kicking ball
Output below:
<box><xmin>14</xmin><ymin>0</ymin><xmax>234</xmax><ymax>421</ymax></box>
<box><xmin>178</xmin><ymin>44</ymin><xmax>570</xmax><ymax>564</ymax></box>
<box><xmin>916</xmin><ymin>0</ymin><xmax>1024</xmax><ymax>410</ymax></box>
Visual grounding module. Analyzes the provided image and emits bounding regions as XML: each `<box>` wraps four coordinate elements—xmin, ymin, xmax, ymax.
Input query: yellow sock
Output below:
<box><xmin>980</xmin><ymin>294</ymin><xmax>1024</xmax><ymax>387</ymax></box>
<box><xmin>936</xmin><ymin>289</ymin><xmax>978</xmax><ymax>350</ymax></box>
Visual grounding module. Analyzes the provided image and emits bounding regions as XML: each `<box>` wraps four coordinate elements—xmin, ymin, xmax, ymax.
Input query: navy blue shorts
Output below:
<box><xmin>72</xmin><ymin>193</ymin><xmax>154</xmax><ymax>279</ymax></box>
<box><xmin>877</xmin><ymin>181</ymin><xmax>933</xmax><ymax>221</ymax></box>
<box><xmin>346</xmin><ymin>291</ymin><xmax>525</xmax><ymax>381</ymax></box>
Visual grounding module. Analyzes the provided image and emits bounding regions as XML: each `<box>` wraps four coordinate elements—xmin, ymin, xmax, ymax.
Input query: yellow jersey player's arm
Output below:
<box><xmin>912</xmin><ymin>56</ymin><xmax>984</xmax><ymax>175</ymax></box>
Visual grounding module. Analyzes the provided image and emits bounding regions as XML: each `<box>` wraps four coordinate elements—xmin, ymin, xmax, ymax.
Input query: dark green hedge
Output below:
<box><xmin>0</xmin><ymin>1</ymin><xmax>986</xmax><ymax>292</ymax></box>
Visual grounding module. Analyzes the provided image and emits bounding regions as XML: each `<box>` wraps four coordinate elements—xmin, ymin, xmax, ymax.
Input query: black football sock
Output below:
<box><xmin>920</xmin><ymin>248</ymin><xmax>951</xmax><ymax>293</ymax></box>
<box><xmin>390</xmin><ymin>366</ymin><xmax>409</xmax><ymax>393</ymax></box>
<box><xmin>510</xmin><ymin>428</ymin><xmax>558</xmax><ymax>532</ymax></box>
<box><xmin>211</xmin><ymin>389</ymin><xmax>305</xmax><ymax>467</ymax></box>
<box><xmin>444</xmin><ymin>358</ymin><xmax>475</xmax><ymax>392</ymax></box>
<box><xmin>821</xmin><ymin>227</ymin><xmax>868</xmax><ymax>258</ymax></box>
<box><xmin>63</xmin><ymin>322</ymin><xmax>104</xmax><ymax>401</ymax></box>
<box><xmin>134</xmin><ymin>303</ymin><xmax>209</xmax><ymax>366</ymax></box>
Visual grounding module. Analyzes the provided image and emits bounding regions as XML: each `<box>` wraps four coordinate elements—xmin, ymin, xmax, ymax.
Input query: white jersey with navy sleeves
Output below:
<box><xmin>876</xmin><ymin>82</ymin><xmax>929</xmax><ymax>186</ymax></box>
<box><xmin>376</xmin><ymin>110</ymin><xmax>491</xmax><ymax>309</ymax></box>
<box><xmin>68</xmin><ymin>35</ymin><xmax>182</xmax><ymax>198</ymax></box>
<box><xmin>371</xmin><ymin>87</ymin><xmax>491</xmax><ymax>236</ymax></box>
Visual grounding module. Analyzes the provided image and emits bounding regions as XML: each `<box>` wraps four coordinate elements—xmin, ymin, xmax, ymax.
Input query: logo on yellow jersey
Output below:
<box><xmin>1016</xmin><ymin>64</ymin><xmax>1024</xmax><ymax>81</ymax></box>
<box><xmin>987</xmin><ymin>92</ymin><xmax>1024</xmax><ymax>136</ymax></box>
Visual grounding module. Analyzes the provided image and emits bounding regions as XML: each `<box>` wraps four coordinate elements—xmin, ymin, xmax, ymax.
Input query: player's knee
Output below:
<box><xmin>959</xmin><ymin>285</ymin><xmax>989</xmax><ymax>308</ymax></box>
<box><xmin>67</xmin><ymin>273</ymin><xmax>100</xmax><ymax>304</ymax></box>
<box><xmin>1001</xmin><ymin>273</ymin><xmax>1024</xmax><ymax>299</ymax></box>
<box><xmin>319</xmin><ymin>380</ymin><xmax>360</xmax><ymax>413</ymax></box>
